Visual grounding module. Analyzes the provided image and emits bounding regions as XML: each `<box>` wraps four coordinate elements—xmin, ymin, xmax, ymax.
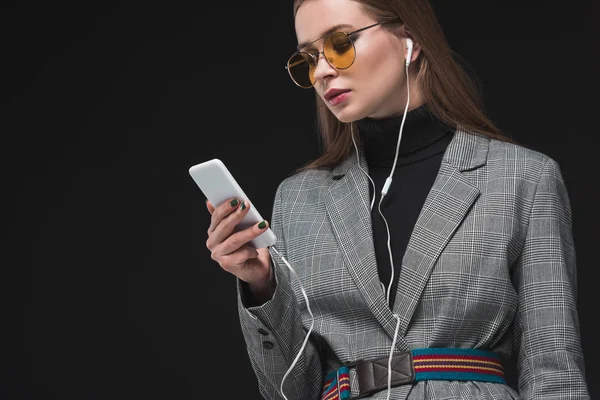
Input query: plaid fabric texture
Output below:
<box><xmin>236</xmin><ymin>128</ymin><xmax>589</xmax><ymax>399</ymax></box>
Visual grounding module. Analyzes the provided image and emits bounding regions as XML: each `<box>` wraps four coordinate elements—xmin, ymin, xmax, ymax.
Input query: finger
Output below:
<box><xmin>207</xmin><ymin>200</ymin><xmax>251</xmax><ymax>249</ymax></box>
<box><xmin>214</xmin><ymin>218</ymin><xmax>269</xmax><ymax>257</ymax></box>
<box><xmin>207</xmin><ymin>197</ymin><xmax>241</xmax><ymax>234</ymax></box>
<box><xmin>205</xmin><ymin>199</ymin><xmax>215</xmax><ymax>215</ymax></box>
<box><xmin>217</xmin><ymin>245</ymin><xmax>260</xmax><ymax>274</ymax></box>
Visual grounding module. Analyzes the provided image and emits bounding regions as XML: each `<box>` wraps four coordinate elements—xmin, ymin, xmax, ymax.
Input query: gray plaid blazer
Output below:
<box><xmin>236</xmin><ymin>128</ymin><xmax>589</xmax><ymax>399</ymax></box>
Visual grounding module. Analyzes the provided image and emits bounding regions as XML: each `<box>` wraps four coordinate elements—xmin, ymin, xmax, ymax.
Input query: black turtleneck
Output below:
<box><xmin>356</xmin><ymin>103</ymin><xmax>454</xmax><ymax>307</ymax></box>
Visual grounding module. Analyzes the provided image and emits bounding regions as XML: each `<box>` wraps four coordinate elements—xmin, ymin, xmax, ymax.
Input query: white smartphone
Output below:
<box><xmin>188</xmin><ymin>158</ymin><xmax>277</xmax><ymax>249</ymax></box>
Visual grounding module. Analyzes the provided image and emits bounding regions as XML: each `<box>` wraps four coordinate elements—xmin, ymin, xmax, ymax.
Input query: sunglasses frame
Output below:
<box><xmin>285</xmin><ymin>22</ymin><xmax>386</xmax><ymax>89</ymax></box>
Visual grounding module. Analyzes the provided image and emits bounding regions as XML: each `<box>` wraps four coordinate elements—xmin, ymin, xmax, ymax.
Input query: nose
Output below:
<box><xmin>312</xmin><ymin>52</ymin><xmax>337</xmax><ymax>82</ymax></box>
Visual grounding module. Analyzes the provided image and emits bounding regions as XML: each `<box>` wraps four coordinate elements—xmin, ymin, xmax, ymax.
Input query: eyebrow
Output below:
<box><xmin>296</xmin><ymin>23</ymin><xmax>354</xmax><ymax>50</ymax></box>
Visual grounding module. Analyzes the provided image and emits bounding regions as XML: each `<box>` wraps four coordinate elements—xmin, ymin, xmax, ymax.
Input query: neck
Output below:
<box><xmin>356</xmin><ymin>103</ymin><xmax>453</xmax><ymax>168</ymax></box>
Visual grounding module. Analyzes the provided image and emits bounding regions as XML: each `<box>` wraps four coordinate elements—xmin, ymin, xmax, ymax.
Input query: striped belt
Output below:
<box><xmin>321</xmin><ymin>348</ymin><xmax>505</xmax><ymax>400</ymax></box>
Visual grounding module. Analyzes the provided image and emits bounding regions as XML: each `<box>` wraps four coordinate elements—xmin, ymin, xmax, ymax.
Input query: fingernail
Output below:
<box><xmin>240</xmin><ymin>201</ymin><xmax>246</xmax><ymax>210</ymax></box>
<box><xmin>205</xmin><ymin>199</ymin><xmax>209</xmax><ymax>203</ymax></box>
<box><xmin>230</xmin><ymin>199</ymin><xmax>239</xmax><ymax>207</ymax></box>
<box><xmin>258</xmin><ymin>220</ymin><xmax>266</xmax><ymax>229</ymax></box>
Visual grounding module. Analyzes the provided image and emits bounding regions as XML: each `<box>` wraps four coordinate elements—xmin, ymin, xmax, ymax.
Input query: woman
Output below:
<box><xmin>204</xmin><ymin>0</ymin><xmax>589</xmax><ymax>398</ymax></box>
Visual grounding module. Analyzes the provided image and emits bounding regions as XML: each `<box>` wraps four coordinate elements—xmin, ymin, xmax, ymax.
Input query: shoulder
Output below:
<box><xmin>274</xmin><ymin>166</ymin><xmax>334</xmax><ymax>200</ymax></box>
<box><xmin>488</xmin><ymin>136</ymin><xmax>550</xmax><ymax>162</ymax></box>
<box><xmin>485</xmin><ymin>135</ymin><xmax>564</xmax><ymax>179</ymax></box>
<box><xmin>450</xmin><ymin>129</ymin><xmax>568</xmax><ymax>196</ymax></box>
<box><xmin>447</xmin><ymin>129</ymin><xmax>564</xmax><ymax>181</ymax></box>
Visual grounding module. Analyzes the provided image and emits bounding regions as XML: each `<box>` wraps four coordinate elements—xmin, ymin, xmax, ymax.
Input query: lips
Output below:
<box><xmin>324</xmin><ymin>88</ymin><xmax>351</xmax><ymax>101</ymax></box>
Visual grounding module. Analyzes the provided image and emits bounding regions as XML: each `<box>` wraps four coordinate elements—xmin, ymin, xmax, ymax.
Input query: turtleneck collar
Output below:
<box><xmin>355</xmin><ymin>103</ymin><xmax>454</xmax><ymax>168</ymax></box>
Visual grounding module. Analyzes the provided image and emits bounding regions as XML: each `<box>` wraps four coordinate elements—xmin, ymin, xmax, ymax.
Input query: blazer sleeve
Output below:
<box><xmin>511</xmin><ymin>157</ymin><xmax>589</xmax><ymax>399</ymax></box>
<box><xmin>236</xmin><ymin>180</ymin><xmax>323</xmax><ymax>400</ymax></box>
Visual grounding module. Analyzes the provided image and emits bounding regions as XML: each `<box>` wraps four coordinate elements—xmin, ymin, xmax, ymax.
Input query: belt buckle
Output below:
<box><xmin>344</xmin><ymin>352</ymin><xmax>415</xmax><ymax>399</ymax></box>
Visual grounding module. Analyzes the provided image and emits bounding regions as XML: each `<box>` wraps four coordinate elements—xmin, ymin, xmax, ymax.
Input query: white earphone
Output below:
<box><xmin>405</xmin><ymin>37</ymin><xmax>414</xmax><ymax>67</ymax></box>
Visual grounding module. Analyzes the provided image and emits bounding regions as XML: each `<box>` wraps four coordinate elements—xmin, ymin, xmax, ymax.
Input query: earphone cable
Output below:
<box><xmin>269</xmin><ymin>245</ymin><xmax>315</xmax><ymax>400</ymax></box>
<box><xmin>271</xmin><ymin>42</ymin><xmax>412</xmax><ymax>400</ymax></box>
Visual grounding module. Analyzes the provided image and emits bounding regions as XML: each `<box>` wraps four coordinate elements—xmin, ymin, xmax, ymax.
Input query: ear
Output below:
<box><xmin>398</xmin><ymin>25</ymin><xmax>422</xmax><ymax>65</ymax></box>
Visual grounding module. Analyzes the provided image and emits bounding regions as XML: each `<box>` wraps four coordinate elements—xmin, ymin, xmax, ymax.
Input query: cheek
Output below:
<box><xmin>352</xmin><ymin>44</ymin><xmax>404</xmax><ymax>95</ymax></box>
<box><xmin>351</xmin><ymin>44</ymin><xmax>384</xmax><ymax>79</ymax></box>
<box><xmin>355</xmin><ymin>41</ymin><xmax>403</xmax><ymax>78</ymax></box>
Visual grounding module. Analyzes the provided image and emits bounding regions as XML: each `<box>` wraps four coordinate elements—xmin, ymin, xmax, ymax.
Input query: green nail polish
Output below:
<box><xmin>258</xmin><ymin>221</ymin><xmax>266</xmax><ymax>229</ymax></box>
<box><xmin>230</xmin><ymin>199</ymin><xmax>239</xmax><ymax>207</ymax></box>
<box><xmin>241</xmin><ymin>202</ymin><xmax>246</xmax><ymax>210</ymax></box>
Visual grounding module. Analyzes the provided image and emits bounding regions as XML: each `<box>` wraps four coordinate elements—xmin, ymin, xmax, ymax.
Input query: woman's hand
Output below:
<box><xmin>205</xmin><ymin>198</ymin><xmax>275</xmax><ymax>301</ymax></box>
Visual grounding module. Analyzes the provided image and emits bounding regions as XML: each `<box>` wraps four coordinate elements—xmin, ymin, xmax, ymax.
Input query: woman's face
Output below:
<box><xmin>294</xmin><ymin>0</ymin><xmax>410</xmax><ymax>122</ymax></box>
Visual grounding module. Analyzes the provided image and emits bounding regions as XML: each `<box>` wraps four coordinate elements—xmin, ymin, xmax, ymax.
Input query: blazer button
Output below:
<box><xmin>262</xmin><ymin>341</ymin><xmax>275</xmax><ymax>350</ymax></box>
<box><xmin>258</xmin><ymin>328</ymin><xmax>269</xmax><ymax>336</ymax></box>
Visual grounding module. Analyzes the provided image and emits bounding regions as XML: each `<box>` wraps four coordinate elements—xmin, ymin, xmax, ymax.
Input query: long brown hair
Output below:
<box><xmin>292</xmin><ymin>0</ymin><xmax>514</xmax><ymax>173</ymax></box>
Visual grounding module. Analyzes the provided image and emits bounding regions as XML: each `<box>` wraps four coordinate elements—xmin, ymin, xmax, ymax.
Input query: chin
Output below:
<box><xmin>330</xmin><ymin>104</ymin><xmax>366</xmax><ymax>124</ymax></box>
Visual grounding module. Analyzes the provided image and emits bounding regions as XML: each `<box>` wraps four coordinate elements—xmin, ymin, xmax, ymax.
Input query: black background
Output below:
<box><xmin>3</xmin><ymin>1</ymin><xmax>598</xmax><ymax>398</ymax></box>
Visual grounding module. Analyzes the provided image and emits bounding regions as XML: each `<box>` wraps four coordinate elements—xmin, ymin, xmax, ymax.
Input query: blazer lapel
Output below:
<box><xmin>324</xmin><ymin>128</ymin><xmax>490</xmax><ymax>345</ymax></box>
<box><xmin>324</xmin><ymin>149</ymin><xmax>401</xmax><ymax>338</ymax></box>
<box><xmin>392</xmin><ymin>128</ymin><xmax>489</xmax><ymax>337</ymax></box>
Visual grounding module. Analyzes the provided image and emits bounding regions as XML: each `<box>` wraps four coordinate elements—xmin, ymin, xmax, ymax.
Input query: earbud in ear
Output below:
<box><xmin>405</xmin><ymin>38</ymin><xmax>414</xmax><ymax>67</ymax></box>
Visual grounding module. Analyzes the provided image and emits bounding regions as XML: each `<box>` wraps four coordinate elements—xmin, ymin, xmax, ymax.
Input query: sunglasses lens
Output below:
<box><xmin>324</xmin><ymin>32</ymin><xmax>355</xmax><ymax>68</ymax></box>
<box><xmin>287</xmin><ymin>52</ymin><xmax>316</xmax><ymax>88</ymax></box>
<box><xmin>286</xmin><ymin>33</ymin><xmax>355</xmax><ymax>88</ymax></box>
